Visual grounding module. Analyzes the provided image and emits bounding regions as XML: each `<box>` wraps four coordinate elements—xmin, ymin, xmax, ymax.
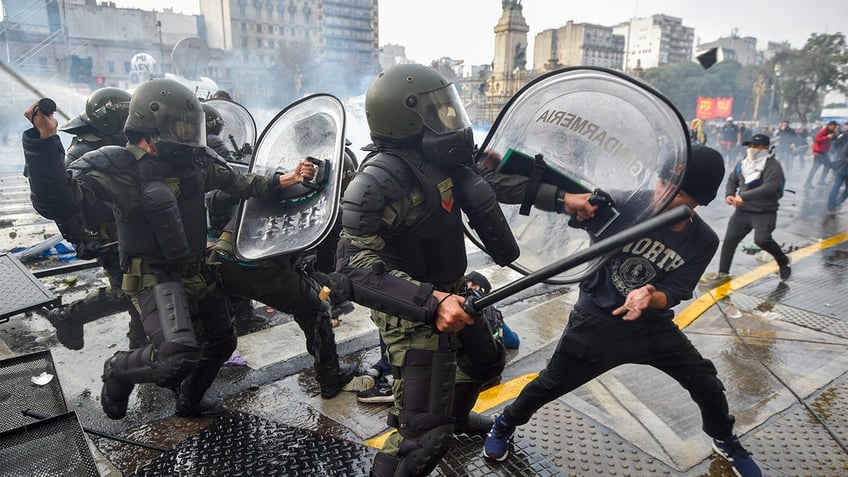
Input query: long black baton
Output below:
<box><xmin>465</xmin><ymin>205</ymin><xmax>692</xmax><ymax>314</ymax></box>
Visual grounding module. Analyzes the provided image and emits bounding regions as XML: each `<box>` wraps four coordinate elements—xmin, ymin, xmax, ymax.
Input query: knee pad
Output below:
<box><xmin>150</xmin><ymin>347</ymin><xmax>201</xmax><ymax>389</ymax></box>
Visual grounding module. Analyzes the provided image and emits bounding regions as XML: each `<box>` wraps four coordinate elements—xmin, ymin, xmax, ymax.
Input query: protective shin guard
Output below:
<box><xmin>392</xmin><ymin>348</ymin><xmax>457</xmax><ymax>476</ymax></box>
<box><xmin>451</xmin><ymin>382</ymin><xmax>491</xmax><ymax>436</ymax></box>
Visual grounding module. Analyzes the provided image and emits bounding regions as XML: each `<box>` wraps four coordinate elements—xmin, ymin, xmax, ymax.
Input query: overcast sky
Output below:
<box><xmin>108</xmin><ymin>0</ymin><xmax>846</xmax><ymax>66</ymax></box>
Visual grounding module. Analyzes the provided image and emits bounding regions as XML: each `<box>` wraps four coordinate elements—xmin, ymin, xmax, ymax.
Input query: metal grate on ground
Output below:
<box><xmin>738</xmin><ymin>255</ymin><xmax>848</xmax><ymax>320</ymax></box>
<box><xmin>0</xmin><ymin>350</ymin><xmax>68</xmax><ymax>433</ymax></box>
<box><xmin>739</xmin><ymin>372</ymin><xmax>848</xmax><ymax>477</ymax></box>
<box><xmin>0</xmin><ymin>252</ymin><xmax>59</xmax><ymax>322</ymax></box>
<box><xmin>133</xmin><ymin>411</ymin><xmax>377</xmax><ymax>476</ymax></box>
<box><xmin>0</xmin><ymin>411</ymin><xmax>99</xmax><ymax>477</ymax></box>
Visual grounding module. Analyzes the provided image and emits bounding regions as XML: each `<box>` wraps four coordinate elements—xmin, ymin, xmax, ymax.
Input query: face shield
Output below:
<box><xmin>414</xmin><ymin>83</ymin><xmax>472</xmax><ymax>135</ymax></box>
<box><xmin>153</xmin><ymin>106</ymin><xmax>206</xmax><ymax>148</ymax></box>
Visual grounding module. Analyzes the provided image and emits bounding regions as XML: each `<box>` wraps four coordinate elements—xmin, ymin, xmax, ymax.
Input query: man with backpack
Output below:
<box><xmin>701</xmin><ymin>133</ymin><xmax>790</xmax><ymax>286</ymax></box>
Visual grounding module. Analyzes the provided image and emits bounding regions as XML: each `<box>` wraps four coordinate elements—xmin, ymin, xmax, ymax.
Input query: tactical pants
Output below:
<box><xmin>215</xmin><ymin>258</ymin><xmax>321</xmax><ymax>351</ymax></box>
<box><xmin>113</xmin><ymin>262</ymin><xmax>236</xmax><ymax>396</ymax></box>
<box><xmin>503</xmin><ymin>308</ymin><xmax>736</xmax><ymax>439</ymax></box>
<box><xmin>372</xmin><ymin>309</ymin><xmax>481</xmax><ymax>458</ymax></box>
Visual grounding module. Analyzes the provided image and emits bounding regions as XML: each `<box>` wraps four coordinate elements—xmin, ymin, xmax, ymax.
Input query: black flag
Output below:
<box><xmin>696</xmin><ymin>47</ymin><xmax>718</xmax><ymax>69</ymax></box>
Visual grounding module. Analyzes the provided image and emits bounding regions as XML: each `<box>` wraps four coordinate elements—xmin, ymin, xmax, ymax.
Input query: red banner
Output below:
<box><xmin>696</xmin><ymin>97</ymin><xmax>733</xmax><ymax>119</ymax></box>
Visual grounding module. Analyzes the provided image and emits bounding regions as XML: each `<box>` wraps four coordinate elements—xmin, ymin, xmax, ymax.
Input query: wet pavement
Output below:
<box><xmin>2</xmin><ymin>160</ymin><xmax>848</xmax><ymax>476</ymax></box>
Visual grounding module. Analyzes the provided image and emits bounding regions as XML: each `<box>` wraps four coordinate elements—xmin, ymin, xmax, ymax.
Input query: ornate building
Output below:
<box><xmin>482</xmin><ymin>0</ymin><xmax>530</xmax><ymax>125</ymax></box>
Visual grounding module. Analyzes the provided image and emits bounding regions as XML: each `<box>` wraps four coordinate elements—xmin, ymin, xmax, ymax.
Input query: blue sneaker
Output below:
<box><xmin>483</xmin><ymin>414</ymin><xmax>515</xmax><ymax>462</ymax></box>
<box><xmin>712</xmin><ymin>435</ymin><xmax>763</xmax><ymax>477</ymax></box>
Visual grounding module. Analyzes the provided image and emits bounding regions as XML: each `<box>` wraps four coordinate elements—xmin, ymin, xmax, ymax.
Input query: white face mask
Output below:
<box><xmin>745</xmin><ymin>147</ymin><xmax>769</xmax><ymax>162</ymax></box>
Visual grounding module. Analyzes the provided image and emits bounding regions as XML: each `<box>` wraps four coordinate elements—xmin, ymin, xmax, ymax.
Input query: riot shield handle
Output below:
<box><xmin>302</xmin><ymin>156</ymin><xmax>330</xmax><ymax>191</ymax></box>
<box><xmin>567</xmin><ymin>188</ymin><xmax>615</xmax><ymax>229</ymax></box>
<box><xmin>467</xmin><ymin>204</ymin><xmax>692</xmax><ymax>314</ymax></box>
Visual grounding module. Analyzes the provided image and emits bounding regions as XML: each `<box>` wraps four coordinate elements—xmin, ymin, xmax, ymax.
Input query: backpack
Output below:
<box><xmin>735</xmin><ymin>159</ymin><xmax>786</xmax><ymax>199</ymax></box>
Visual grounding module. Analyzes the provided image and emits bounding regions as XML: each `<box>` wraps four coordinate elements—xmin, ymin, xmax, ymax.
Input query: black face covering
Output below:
<box><xmin>420</xmin><ymin>127</ymin><xmax>475</xmax><ymax>168</ymax></box>
<box><xmin>155</xmin><ymin>139</ymin><xmax>204</xmax><ymax>167</ymax></box>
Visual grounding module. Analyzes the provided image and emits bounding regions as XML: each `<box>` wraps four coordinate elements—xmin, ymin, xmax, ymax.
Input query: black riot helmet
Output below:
<box><xmin>124</xmin><ymin>78</ymin><xmax>206</xmax><ymax>148</ymax></box>
<box><xmin>202</xmin><ymin>102</ymin><xmax>225</xmax><ymax>135</ymax></box>
<box><xmin>365</xmin><ymin>64</ymin><xmax>475</xmax><ymax>167</ymax></box>
<box><xmin>60</xmin><ymin>87</ymin><xmax>131</xmax><ymax>137</ymax></box>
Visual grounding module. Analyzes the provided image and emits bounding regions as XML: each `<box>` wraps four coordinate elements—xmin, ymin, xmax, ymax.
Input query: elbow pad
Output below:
<box><xmin>329</xmin><ymin>268</ymin><xmax>438</xmax><ymax>326</ymax></box>
<box><xmin>141</xmin><ymin>180</ymin><xmax>191</xmax><ymax>261</ymax></box>
<box><xmin>452</xmin><ymin>166</ymin><xmax>519</xmax><ymax>266</ymax></box>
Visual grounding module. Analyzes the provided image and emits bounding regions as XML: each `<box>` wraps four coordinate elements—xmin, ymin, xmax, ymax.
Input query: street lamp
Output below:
<box><xmin>155</xmin><ymin>20</ymin><xmax>164</xmax><ymax>75</ymax></box>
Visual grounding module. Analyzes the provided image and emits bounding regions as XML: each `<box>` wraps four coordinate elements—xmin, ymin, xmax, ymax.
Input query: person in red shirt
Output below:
<box><xmin>807</xmin><ymin>121</ymin><xmax>840</xmax><ymax>187</ymax></box>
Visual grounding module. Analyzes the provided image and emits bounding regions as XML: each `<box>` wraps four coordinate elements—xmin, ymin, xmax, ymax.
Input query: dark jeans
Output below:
<box><xmin>827</xmin><ymin>163</ymin><xmax>848</xmax><ymax>211</ymax></box>
<box><xmin>503</xmin><ymin>309</ymin><xmax>735</xmax><ymax>439</ymax></box>
<box><xmin>719</xmin><ymin>209</ymin><xmax>788</xmax><ymax>274</ymax></box>
<box><xmin>806</xmin><ymin>153</ymin><xmax>831</xmax><ymax>185</ymax></box>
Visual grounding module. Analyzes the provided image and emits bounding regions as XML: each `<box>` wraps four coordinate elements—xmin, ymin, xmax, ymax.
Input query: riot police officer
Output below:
<box><xmin>333</xmin><ymin>64</ymin><xmax>596</xmax><ymax>476</ymax></box>
<box><xmin>23</xmin><ymin>78</ymin><xmax>316</xmax><ymax>419</ymax></box>
<box><xmin>44</xmin><ymin>87</ymin><xmax>146</xmax><ymax>349</ymax></box>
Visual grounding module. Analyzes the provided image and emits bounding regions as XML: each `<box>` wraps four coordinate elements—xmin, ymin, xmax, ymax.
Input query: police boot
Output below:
<box><xmin>100</xmin><ymin>352</ymin><xmax>135</xmax><ymax>420</ymax></box>
<box><xmin>318</xmin><ymin>362</ymin><xmax>357</xmax><ymax>399</ymax></box>
<box><xmin>452</xmin><ymin>382</ymin><xmax>492</xmax><ymax>437</ymax></box>
<box><xmin>174</xmin><ymin>358</ymin><xmax>228</xmax><ymax>417</ymax></box>
<box><xmin>174</xmin><ymin>384</ymin><xmax>227</xmax><ymax>418</ymax></box>
<box><xmin>231</xmin><ymin>297</ymin><xmax>269</xmax><ymax>334</ymax></box>
<box><xmin>46</xmin><ymin>306</ymin><xmax>85</xmax><ymax>350</ymax></box>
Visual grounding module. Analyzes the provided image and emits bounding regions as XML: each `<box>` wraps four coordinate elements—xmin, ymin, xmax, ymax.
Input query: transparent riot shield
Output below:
<box><xmin>204</xmin><ymin>97</ymin><xmax>256</xmax><ymax>168</ymax></box>
<box><xmin>472</xmin><ymin>66</ymin><xmax>689</xmax><ymax>283</ymax></box>
<box><xmin>233</xmin><ymin>94</ymin><xmax>346</xmax><ymax>261</ymax></box>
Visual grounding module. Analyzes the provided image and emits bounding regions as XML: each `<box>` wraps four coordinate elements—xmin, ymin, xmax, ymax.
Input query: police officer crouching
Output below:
<box><xmin>22</xmin><ymin>79</ymin><xmax>316</xmax><ymax>419</ymax></box>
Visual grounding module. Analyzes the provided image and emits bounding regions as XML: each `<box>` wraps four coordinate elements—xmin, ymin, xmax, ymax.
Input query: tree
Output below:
<box><xmin>642</xmin><ymin>60</ymin><xmax>746</xmax><ymax>121</ymax></box>
<box><xmin>777</xmin><ymin>33</ymin><xmax>848</xmax><ymax>125</ymax></box>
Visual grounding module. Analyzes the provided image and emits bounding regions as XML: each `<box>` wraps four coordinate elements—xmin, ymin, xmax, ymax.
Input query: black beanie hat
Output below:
<box><xmin>465</xmin><ymin>271</ymin><xmax>492</xmax><ymax>294</ymax></box>
<box><xmin>681</xmin><ymin>144</ymin><xmax>725</xmax><ymax>205</ymax></box>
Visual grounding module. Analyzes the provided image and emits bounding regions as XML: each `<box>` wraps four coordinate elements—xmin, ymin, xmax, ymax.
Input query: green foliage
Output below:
<box><xmin>642</xmin><ymin>60</ymin><xmax>744</xmax><ymax>121</ymax></box>
<box><xmin>777</xmin><ymin>33</ymin><xmax>848</xmax><ymax>124</ymax></box>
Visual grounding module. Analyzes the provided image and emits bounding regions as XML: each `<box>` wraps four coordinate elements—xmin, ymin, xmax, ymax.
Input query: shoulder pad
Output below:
<box><xmin>341</xmin><ymin>153</ymin><xmax>413</xmax><ymax>235</ymax></box>
<box><xmin>69</xmin><ymin>146</ymin><xmax>134</xmax><ymax>177</ymax></box>
<box><xmin>359</xmin><ymin>152</ymin><xmax>413</xmax><ymax>202</ymax></box>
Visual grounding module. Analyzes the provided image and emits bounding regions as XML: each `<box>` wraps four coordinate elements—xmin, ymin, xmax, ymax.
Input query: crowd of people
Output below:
<box><xmin>32</xmin><ymin>63</ymin><xmax>848</xmax><ymax>476</ymax></box>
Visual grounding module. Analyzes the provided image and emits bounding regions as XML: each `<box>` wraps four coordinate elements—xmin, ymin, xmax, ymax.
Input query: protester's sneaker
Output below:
<box><xmin>712</xmin><ymin>435</ymin><xmax>763</xmax><ymax>477</ymax></box>
<box><xmin>700</xmin><ymin>272</ymin><xmax>732</xmax><ymax>286</ymax></box>
<box><xmin>482</xmin><ymin>414</ymin><xmax>515</xmax><ymax>462</ymax></box>
<box><xmin>342</xmin><ymin>373</ymin><xmax>376</xmax><ymax>393</ymax></box>
<box><xmin>356</xmin><ymin>380</ymin><xmax>394</xmax><ymax>403</ymax></box>
<box><xmin>779</xmin><ymin>261</ymin><xmax>791</xmax><ymax>281</ymax></box>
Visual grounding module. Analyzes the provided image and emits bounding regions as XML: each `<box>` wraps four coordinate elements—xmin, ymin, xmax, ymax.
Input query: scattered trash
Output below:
<box><xmin>224</xmin><ymin>352</ymin><xmax>248</xmax><ymax>367</ymax></box>
<box><xmin>725</xmin><ymin>304</ymin><xmax>742</xmax><ymax>319</ymax></box>
<box><xmin>755</xmin><ymin>251</ymin><xmax>773</xmax><ymax>263</ymax></box>
<box><xmin>761</xmin><ymin>311</ymin><xmax>781</xmax><ymax>321</ymax></box>
<box><xmin>31</xmin><ymin>372</ymin><xmax>54</xmax><ymax>386</ymax></box>
<box><xmin>741</xmin><ymin>243</ymin><xmax>761</xmax><ymax>255</ymax></box>
<box><xmin>10</xmin><ymin>234</ymin><xmax>77</xmax><ymax>262</ymax></box>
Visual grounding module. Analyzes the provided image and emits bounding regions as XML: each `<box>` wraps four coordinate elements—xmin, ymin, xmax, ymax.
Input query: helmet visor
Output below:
<box><xmin>415</xmin><ymin>84</ymin><xmax>471</xmax><ymax>134</ymax></box>
<box><xmin>155</xmin><ymin>108</ymin><xmax>206</xmax><ymax>147</ymax></box>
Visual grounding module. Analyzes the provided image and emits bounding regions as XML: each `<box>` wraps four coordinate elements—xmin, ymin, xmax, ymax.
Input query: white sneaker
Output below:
<box><xmin>700</xmin><ymin>272</ymin><xmax>732</xmax><ymax>286</ymax></box>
